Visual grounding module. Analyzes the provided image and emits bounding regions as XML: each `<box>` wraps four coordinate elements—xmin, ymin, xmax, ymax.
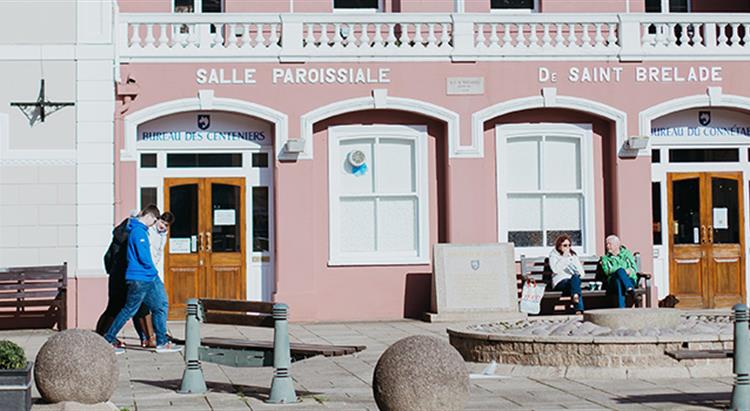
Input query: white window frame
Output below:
<box><xmin>490</xmin><ymin>0</ymin><xmax>539</xmax><ymax>13</ymax></box>
<box><xmin>332</xmin><ymin>0</ymin><xmax>383</xmax><ymax>13</ymax></box>
<box><xmin>328</xmin><ymin>124</ymin><xmax>429</xmax><ymax>266</ymax></box>
<box><xmin>495</xmin><ymin>123</ymin><xmax>596</xmax><ymax>259</ymax></box>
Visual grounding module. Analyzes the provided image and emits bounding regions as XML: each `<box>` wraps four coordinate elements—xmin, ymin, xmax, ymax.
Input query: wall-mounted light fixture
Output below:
<box><xmin>626</xmin><ymin>135</ymin><xmax>650</xmax><ymax>150</ymax></box>
<box><xmin>284</xmin><ymin>139</ymin><xmax>306</xmax><ymax>153</ymax></box>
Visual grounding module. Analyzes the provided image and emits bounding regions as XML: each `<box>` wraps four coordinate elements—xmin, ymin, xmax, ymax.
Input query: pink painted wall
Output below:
<box><xmin>540</xmin><ymin>0</ymin><xmax>631</xmax><ymax>13</ymax></box>
<box><xmin>118</xmin><ymin>0</ymin><xmax>171</xmax><ymax>13</ymax></box>
<box><xmin>73</xmin><ymin>277</ymin><xmax>109</xmax><ymax>329</ymax></box>
<box><xmin>113</xmin><ymin>61</ymin><xmax>750</xmax><ymax>321</ymax></box>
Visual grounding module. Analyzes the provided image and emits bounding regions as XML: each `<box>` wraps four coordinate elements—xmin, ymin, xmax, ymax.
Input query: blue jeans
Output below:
<box><xmin>104</xmin><ymin>277</ymin><xmax>169</xmax><ymax>346</ymax></box>
<box><xmin>554</xmin><ymin>275</ymin><xmax>584</xmax><ymax>312</ymax></box>
<box><xmin>607</xmin><ymin>268</ymin><xmax>636</xmax><ymax>308</ymax></box>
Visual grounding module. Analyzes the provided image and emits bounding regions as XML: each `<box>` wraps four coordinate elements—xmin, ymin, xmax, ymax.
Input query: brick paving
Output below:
<box><xmin>0</xmin><ymin>319</ymin><xmax>734</xmax><ymax>410</ymax></box>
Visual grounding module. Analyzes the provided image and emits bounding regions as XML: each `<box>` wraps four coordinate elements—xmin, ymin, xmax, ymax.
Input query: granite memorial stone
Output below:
<box><xmin>425</xmin><ymin>243</ymin><xmax>523</xmax><ymax>322</ymax></box>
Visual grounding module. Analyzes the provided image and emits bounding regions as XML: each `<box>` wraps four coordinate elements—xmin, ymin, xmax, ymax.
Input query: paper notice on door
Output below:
<box><xmin>214</xmin><ymin>209</ymin><xmax>236</xmax><ymax>226</ymax></box>
<box><xmin>191</xmin><ymin>235</ymin><xmax>197</xmax><ymax>252</ymax></box>
<box><xmin>713</xmin><ymin>207</ymin><xmax>729</xmax><ymax>229</ymax></box>
<box><xmin>693</xmin><ymin>227</ymin><xmax>700</xmax><ymax>244</ymax></box>
<box><xmin>170</xmin><ymin>238</ymin><xmax>191</xmax><ymax>254</ymax></box>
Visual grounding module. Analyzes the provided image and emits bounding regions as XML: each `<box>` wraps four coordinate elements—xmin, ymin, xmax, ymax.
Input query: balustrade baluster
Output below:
<box><xmin>515</xmin><ymin>23</ymin><xmax>527</xmax><ymax>48</ymax></box>
<box><xmin>358</xmin><ymin>23</ymin><xmax>369</xmax><ymax>48</ymax></box>
<box><xmin>253</xmin><ymin>23</ymin><xmax>264</xmax><ymax>48</ymax></box>
<box><xmin>717</xmin><ymin>23</ymin><xmax>728</xmax><ymax>47</ymax></box>
<box><xmin>641</xmin><ymin>23</ymin><xmax>652</xmax><ymax>47</ymax></box>
<box><xmin>213</xmin><ymin>24</ymin><xmax>225</xmax><ymax>47</ymax></box>
<box><xmin>475</xmin><ymin>23</ymin><xmax>486</xmax><ymax>48</ymax></box>
<box><xmin>542</xmin><ymin>23</ymin><xmax>552</xmax><ymax>48</ymax></box>
<box><xmin>730</xmin><ymin>23</ymin><xmax>740</xmax><ymax>47</ymax></box>
<box><xmin>439</xmin><ymin>23</ymin><xmax>450</xmax><ymax>49</ymax></box>
<box><xmin>332</xmin><ymin>23</ymin><xmax>344</xmax><ymax>49</ymax></box>
<box><xmin>426</xmin><ymin>23</ymin><xmax>438</xmax><ymax>49</ymax></box>
<box><xmin>502</xmin><ymin>24</ymin><xmax>513</xmax><ymax>49</ymax></box>
<box><xmin>320</xmin><ymin>23</ymin><xmax>330</xmax><ymax>47</ymax></box>
<box><xmin>130</xmin><ymin>23</ymin><xmax>141</xmax><ymax>48</ymax></box>
<box><xmin>666</xmin><ymin>23</ymin><xmax>677</xmax><ymax>48</ymax></box>
<box><xmin>143</xmin><ymin>23</ymin><xmax>155</xmax><ymax>49</ymax></box>
<box><xmin>382</xmin><ymin>23</ymin><xmax>393</xmax><ymax>48</ymax></box>
<box><xmin>269</xmin><ymin>24</ymin><xmax>280</xmax><ymax>49</ymax></box>
<box><xmin>413</xmin><ymin>23</ymin><xmax>425</xmax><ymax>47</ymax></box>
<box><xmin>606</xmin><ymin>23</ymin><xmax>617</xmax><ymax>48</ymax></box>
<box><xmin>304</xmin><ymin>24</ymin><xmax>315</xmax><ymax>48</ymax></box>
<box><xmin>581</xmin><ymin>23</ymin><xmax>591</xmax><ymax>48</ymax></box>
<box><xmin>398</xmin><ymin>23</ymin><xmax>408</xmax><ymax>47</ymax></box>
<box><xmin>742</xmin><ymin>23</ymin><xmax>750</xmax><ymax>47</ymax></box>
<box><xmin>567</xmin><ymin>23</ymin><xmax>577</xmax><ymax>48</ymax></box>
<box><xmin>655</xmin><ymin>24</ymin><xmax>666</xmax><ymax>47</ymax></box>
<box><xmin>594</xmin><ymin>23</ymin><xmax>604</xmax><ymax>49</ymax></box>
<box><xmin>157</xmin><ymin>24</ymin><xmax>169</xmax><ymax>48</ymax></box>
<box><xmin>555</xmin><ymin>23</ymin><xmax>565</xmax><ymax>49</ymax></box>
<box><xmin>678</xmin><ymin>23</ymin><xmax>689</xmax><ymax>47</ymax></box>
<box><xmin>490</xmin><ymin>24</ymin><xmax>501</xmax><ymax>49</ymax></box>
<box><xmin>528</xmin><ymin>23</ymin><xmax>539</xmax><ymax>48</ymax></box>
<box><xmin>693</xmin><ymin>23</ymin><xmax>704</xmax><ymax>47</ymax></box>
<box><xmin>227</xmin><ymin>24</ymin><xmax>238</xmax><ymax>49</ymax></box>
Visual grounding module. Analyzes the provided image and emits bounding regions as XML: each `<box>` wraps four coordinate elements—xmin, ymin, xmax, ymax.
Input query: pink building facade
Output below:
<box><xmin>74</xmin><ymin>0</ymin><xmax>750</xmax><ymax>323</ymax></box>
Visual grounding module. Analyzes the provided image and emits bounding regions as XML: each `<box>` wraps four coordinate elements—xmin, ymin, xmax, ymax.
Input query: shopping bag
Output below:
<box><xmin>519</xmin><ymin>279</ymin><xmax>547</xmax><ymax>315</ymax></box>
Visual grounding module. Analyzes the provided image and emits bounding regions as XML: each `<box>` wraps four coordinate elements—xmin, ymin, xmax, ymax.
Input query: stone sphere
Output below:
<box><xmin>372</xmin><ymin>335</ymin><xmax>469</xmax><ymax>411</ymax></box>
<box><xmin>34</xmin><ymin>329</ymin><xmax>119</xmax><ymax>404</ymax></box>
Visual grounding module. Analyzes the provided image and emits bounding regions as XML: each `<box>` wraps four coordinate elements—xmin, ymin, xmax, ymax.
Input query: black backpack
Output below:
<box><xmin>103</xmin><ymin>219</ymin><xmax>130</xmax><ymax>275</ymax></box>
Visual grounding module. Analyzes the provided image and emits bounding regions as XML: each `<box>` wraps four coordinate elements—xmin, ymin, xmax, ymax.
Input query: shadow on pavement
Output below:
<box><xmin>618</xmin><ymin>392</ymin><xmax>730</xmax><ymax>410</ymax></box>
<box><xmin>133</xmin><ymin>378</ymin><xmax>320</xmax><ymax>401</ymax></box>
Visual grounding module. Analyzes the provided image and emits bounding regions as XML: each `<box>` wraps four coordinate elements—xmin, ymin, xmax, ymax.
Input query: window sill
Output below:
<box><xmin>328</xmin><ymin>258</ymin><xmax>430</xmax><ymax>267</ymax></box>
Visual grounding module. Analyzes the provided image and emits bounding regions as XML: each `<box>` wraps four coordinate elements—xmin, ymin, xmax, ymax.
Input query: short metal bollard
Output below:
<box><xmin>266</xmin><ymin>303</ymin><xmax>299</xmax><ymax>404</ymax></box>
<box><xmin>179</xmin><ymin>298</ymin><xmax>208</xmax><ymax>394</ymax></box>
<box><xmin>731</xmin><ymin>304</ymin><xmax>750</xmax><ymax>411</ymax></box>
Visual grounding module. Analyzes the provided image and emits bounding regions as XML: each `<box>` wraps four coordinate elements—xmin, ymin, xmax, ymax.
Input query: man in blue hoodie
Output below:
<box><xmin>103</xmin><ymin>205</ymin><xmax>182</xmax><ymax>354</ymax></box>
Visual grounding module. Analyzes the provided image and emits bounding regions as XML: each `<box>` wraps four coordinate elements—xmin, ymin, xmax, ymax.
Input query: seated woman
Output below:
<box><xmin>600</xmin><ymin>235</ymin><xmax>639</xmax><ymax>308</ymax></box>
<box><xmin>549</xmin><ymin>235</ymin><xmax>585</xmax><ymax>313</ymax></box>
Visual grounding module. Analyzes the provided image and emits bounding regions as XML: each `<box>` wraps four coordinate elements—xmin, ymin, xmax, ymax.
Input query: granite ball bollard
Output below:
<box><xmin>372</xmin><ymin>335</ymin><xmax>469</xmax><ymax>411</ymax></box>
<box><xmin>34</xmin><ymin>329</ymin><xmax>119</xmax><ymax>404</ymax></box>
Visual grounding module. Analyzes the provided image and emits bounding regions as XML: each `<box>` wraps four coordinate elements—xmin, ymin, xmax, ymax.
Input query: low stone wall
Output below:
<box><xmin>449</xmin><ymin>329</ymin><xmax>732</xmax><ymax>368</ymax></box>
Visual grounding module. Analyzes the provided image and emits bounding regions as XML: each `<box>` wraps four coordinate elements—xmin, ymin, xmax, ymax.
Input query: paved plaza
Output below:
<box><xmin>2</xmin><ymin>318</ymin><xmax>735</xmax><ymax>411</ymax></box>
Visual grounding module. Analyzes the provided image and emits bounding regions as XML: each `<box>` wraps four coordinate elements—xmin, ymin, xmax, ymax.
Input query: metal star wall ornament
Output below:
<box><xmin>10</xmin><ymin>79</ymin><xmax>74</xmax><ymax>125</ymax></box>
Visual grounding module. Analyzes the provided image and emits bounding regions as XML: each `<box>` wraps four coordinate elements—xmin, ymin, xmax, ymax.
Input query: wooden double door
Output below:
<box><xmin>164</xmin><ymin>177</ymin><xmax>246</xmax><ymax>319</ymax></box>
<box><xmin>668</xmin><ymin>172</ymin><xmax>745</xmax><ymax>308</ymax></box>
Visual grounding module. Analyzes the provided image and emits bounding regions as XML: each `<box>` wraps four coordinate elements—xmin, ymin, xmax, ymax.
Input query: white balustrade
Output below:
<box><xmin>117</xmin><ymin>12</ymin><xmax>750</xmax><ymax>60</ymax></box>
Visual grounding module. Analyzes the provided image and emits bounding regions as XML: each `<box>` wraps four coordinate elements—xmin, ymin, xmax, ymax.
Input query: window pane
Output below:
<box><xmin>340</xmin><ymin>198</ymin><xmax>376</xmax><ymax>252</ymax></box>
<box><xmin>202</xmin><ymin>0</ymin><xmax>222</xmax><ymax>12</ymax></box>
<box><xmin>174</xmin><ymin>0</ymin><xmax>194</xmax><ymax>12</ymax></box>
<box><xmin>491</xmin><ymin>0</ymin><xmax>534</xmax><ymax>9</ymax></box>
<box><xmin>506</xmin><ymin>137</ymin><xmax>540</xmax><ymax>191</ymax></box>
<box><xmin>378</xmin><ymin>138</ymin><xmax>415</xmax><ymax>194</ymax></box>
<box><xmin>140</xmin><ymin>153</ymin><xmax>157</xmax><ymax>168</ymax></box>
<box><xmin>140</xmin><ymin>187</ymin><xmax>157</xmax><ymax>210</ymax></box>
<box><xmin>338</xmin><ymin>139</ymin><xmax>374</xmax><ymax>194</ymax></box>
<box><xmin>252</xmin><ymin>152</ymin><xmax>269</xmax><ymax>168</ymax></box>
<box><xmin>669</xmin><ymin>149</ymin><xmax>739</xmax><ymax>163</ymax></box>
<box><xmin>378</xmin><ymin>197</ymin><xmax>417</xmax><ymax>252</ymax></box>
<box><xmin>334</xmin><ymin>0</ymin><xmax>378</xmax><ymax>8</ymax></box>
<box><xmin>712</xmin><ymin>178</ymin><xmax>740</xmax><ymax>244</ymax></box>
<box><xmin>252</xmin><ymin>187</ymin><xmax>269</xmax><ymax>252</ymax></box>
<box><xmin>669</xmin><ymin>0</ymin><xmax>688</xmax><ymax>12</ymax></box>
<box><xmin>211</xmin><ymin>183</ymin><xmax>240</xmax><ymax>252</ymax></box>
<box><xmin>169</xmin><ymin>184</ymin><xmax>199</xmax><ymax>240</ymax></box>
<box><xmin>672</xmin><ymin>178</ymin><xmax>700</xmax><ymax>245</ymax></box>
<box><xmin>544</xmin><ymin>195</ymin><xmax>582</xmax><ymax>247</ymax></box>
<box><xmin>507</xmin><ymin>195</ymin><xmax>542</xmax><ymax>247</ymax></box>
<box><xmin>645</xmin><ymin>0</ymin><xmax>661</xmax><ymax>12</ymax></box>
<box><xmin>167</xmin><ymin>153</ymin><xmax>242</xmax><ymax>168</ymax></box>
<box><xmin>543</xmin><ymin>136</ymin><xmax>580</xmax><ymax>190</ymax></box>
<box><xmin>652</xmin><ymin>182</ymin><xmax>662</xmax><ymax>245</ymax></box>
<box><xmin>652</xmin><ymin>149</ymin><xmax>661</xmax><ymax>163</ymax></box>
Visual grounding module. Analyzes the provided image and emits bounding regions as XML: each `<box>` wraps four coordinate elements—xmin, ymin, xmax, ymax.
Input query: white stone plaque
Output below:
<box><xmin>446</xmin><ymin>77</ymin><xmax>484</xmax><ymax>95</ymax></box>
<box><xmin>426</xmin><ymin>243</ymin><xmax>523</xmax><ymax>322</ymax></box>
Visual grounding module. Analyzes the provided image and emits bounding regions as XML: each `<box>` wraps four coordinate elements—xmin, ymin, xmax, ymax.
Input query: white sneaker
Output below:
<box><xmin>112</xmin><ymin>344</ymin><xmax>125</xmax><ymax>355</ymax></box>
<box><xmin>155</xmin><ymin>343</ymin><xmax>183</xmax><ymax>353</ymax></box>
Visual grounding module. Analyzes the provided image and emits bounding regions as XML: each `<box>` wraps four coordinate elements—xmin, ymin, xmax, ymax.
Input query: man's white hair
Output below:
<box><xmin>606</xmin><ymin>235</ymin><xmax>621</xmax><ymax>245</ymax></box>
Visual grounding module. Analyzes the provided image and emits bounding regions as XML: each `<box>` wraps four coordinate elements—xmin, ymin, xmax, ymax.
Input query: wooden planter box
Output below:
<box><xmin>0</xmin><ymin>362</ymin><xmax>32</xmax><ymax>411</ymax></box>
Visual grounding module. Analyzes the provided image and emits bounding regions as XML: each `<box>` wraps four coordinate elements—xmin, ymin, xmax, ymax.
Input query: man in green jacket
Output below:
<box><xmin>600</xmin><ymin>235</ymin><xmax>638</xmax><ymax>308</ymax></box>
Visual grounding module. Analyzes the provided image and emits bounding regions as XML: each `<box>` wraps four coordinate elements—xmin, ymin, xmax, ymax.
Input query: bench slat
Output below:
<box><xmin>0</xmin><ymin>273</ymin><xmax>65</xmax><ymax>281</ymax></box>
<box><xmin>0</xmin><ymin>290</ymin><xmax>62</xmax><ymax>299</ymax></box>
<box><xmin>0</xmin><ymin>282</ymin><xmax>64</xmax><ymax>291</ymax></box>
<box><xmin>203</xmin><ymin>312</ymin><xmax>275</xmax><ymax>328</ymax></box>
<box><xmin>200</xmin><ymin>337</ymin><xmax>366</xmax><ymax>357</ymax></box>
<box><xmin>201</xmin><ymin>299</ymin><xmax>275</xmax><ymax>314</ymax></box>
<box><xmin>0</xmin><ymin>299</ymin><xmax>61</xmax><ymax>308</ymax></box>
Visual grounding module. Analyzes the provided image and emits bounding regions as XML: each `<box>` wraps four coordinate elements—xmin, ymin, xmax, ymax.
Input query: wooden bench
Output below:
<box><xmin>178</xmin><ymin>298</ymin><xmax>366</xmax><ymax>404</ymax></box>
<box><xmin>0</xmin><ymin>263</ymin><xmax>67</xmax><ymax>330</ymax></box>
<box><xmin>519</xmin><ymin>254</ymin><xmax>652</xmax><ymax>313</ymax></box>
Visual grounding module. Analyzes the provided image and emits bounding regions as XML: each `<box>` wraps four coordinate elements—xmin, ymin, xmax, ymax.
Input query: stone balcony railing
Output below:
<box><xmin>117</xmin><ymin>12</ymin><xmax>750</xmax><ymax>61</ymax></box>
